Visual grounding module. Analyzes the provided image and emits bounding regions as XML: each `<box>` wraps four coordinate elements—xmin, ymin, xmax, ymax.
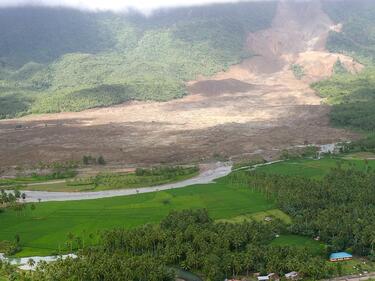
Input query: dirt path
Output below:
<box><xmin>0</xmin><ymin>1</ymin><xmax>359</xmax><ymax>171</ymax></box>
<box><xmin>17</xmin><ymin>162</ymin><xmax>231</xmax><ymax>202</ymax></box>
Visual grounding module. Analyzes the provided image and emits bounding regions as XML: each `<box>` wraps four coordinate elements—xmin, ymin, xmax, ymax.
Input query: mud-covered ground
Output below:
<box><xmin>0</xmin><ymin>1</ymin><xmax>359</xmax><ymax>170</ymax></box>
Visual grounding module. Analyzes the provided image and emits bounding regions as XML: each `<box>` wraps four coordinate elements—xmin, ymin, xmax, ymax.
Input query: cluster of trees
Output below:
<box><xmin>135</xmin><ymin>165</ymin><xmax>198</xmax><ymax>177</ymax></box>
<box><xmin>243</xmin><ymin>168</ymin><xmax>375</xmax><ymax>258</ymax></box>
<box><xmin>69</xmin><ymin>165</ymin><xmax>199</xmax><ymax>190</ymax></box>
<box><xmin>82</xmin><ymin>155</ymin><xmax>105</xmax><ymax>166</ymax></box>
<box><xmin>291</xmin><ymin>64</ymin><xmax>305</xmax><ymax>80</ymax></box>
<box><xmin>317</xmin><ymin>0</ymin><xmax>375</xmax><ymax>133</ymax></box>
<box><xmin>312</xmin><ymin>67</ymin><xmax>375</xmax><ymax>132</ymax></box>
<box><xmin>0</xmin><ymin>190</ymin><xmax>26</xmax><ymax>208</ymax></box>
<box><xmin>0</xmin><ymin>236</ymin><xmax>22</xmax><ymax>256</ymax></box>
<box><xmin>15</xmin><ymin>210</ymin><xmax>343</xmax><ymax>281</ymax></box>
<box><xmin>0</xmin><ymin>162</ymin><xmax>78</xmax><ymax>188</ymax></box>
<box><xmin>341</xmin><ymin>135</ymin><xmax>375</xmax><ymax>153</ymax></box>
<box><xmin>0</xmin><ymin>2</ymin><xmax>277</xmax><ymax>118</ymax></box>
<box><xmin>323</xmin><ymin>0</ymin><xmax>375</xmax><ymax>62</ymax></box>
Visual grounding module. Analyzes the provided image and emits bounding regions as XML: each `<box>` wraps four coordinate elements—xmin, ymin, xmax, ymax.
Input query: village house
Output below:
<box><xmin>329</xmin><ymin>252</ymin><xmax>353</xmax><ymax>262</ymax></box>
<box><xmin>285</xmin><ymin>271</ymin><xmax>300</xmax><ymax>280</ymax></box>
<box><xmin>257</xmin><ymin>273</ymin><xmax>280</xmax><ymax>281</ymax></box>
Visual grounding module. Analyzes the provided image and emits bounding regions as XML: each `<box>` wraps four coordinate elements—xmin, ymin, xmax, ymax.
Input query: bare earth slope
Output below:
<box><xmin>0</xmin><ymin>1</ymin><xmax>359</xmax><ymax>169</ymax></box>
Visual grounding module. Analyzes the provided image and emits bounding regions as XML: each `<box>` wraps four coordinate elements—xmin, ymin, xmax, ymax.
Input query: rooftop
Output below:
<box><xmin>330</xmin><ymin>252</ymin><xmax>353</xmax><ymax>259</ymax></box>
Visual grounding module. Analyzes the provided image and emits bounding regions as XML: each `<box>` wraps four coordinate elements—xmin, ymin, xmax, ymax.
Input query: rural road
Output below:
<box><xmin>18</xmin><ymin>162</ymin><xmax>232</xmax><ymax>203</ymax></box>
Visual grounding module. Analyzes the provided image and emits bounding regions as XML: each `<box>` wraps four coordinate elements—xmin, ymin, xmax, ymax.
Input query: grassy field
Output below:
<box><xmin>0</xmin><ymin>176</ymin><xmax>275</xmax><ymax>256</ymax></box>
<box><xmin>217</xmin><ymin>209</ymin><xmax>292</xmax><ymax>224</ymax></box>
<box><xmin>271</xmin><ymin>234</ymin><xmax>325</xmax><ymax>255</ymax></box>
<box><xmin>2</xmin><ymin>157</ymin><xmax>372</xmax><ymax>257</ymax></box>
<box><xmin>254</xmin><ymin>157</ymin><xmax>375</xmax><ymax>179</ymax></box>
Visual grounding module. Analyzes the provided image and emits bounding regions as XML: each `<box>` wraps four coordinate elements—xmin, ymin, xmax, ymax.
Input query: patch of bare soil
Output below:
<box><xmin>0</xmin><ymin>1</ymin><xmax>359</xmax><ymax>171</ymax></box>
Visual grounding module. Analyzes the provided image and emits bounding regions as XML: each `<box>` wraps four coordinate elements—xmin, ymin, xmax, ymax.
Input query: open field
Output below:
<box><xmin>217</xmin><ymin>208</ymin><xmax>292</xmax><ymax>224</ymax></box>
<box><xmin>271</xmin><ymin>234</ymin><xmax>325</xmax><ymax>255</ymax></box>
<box><xmin>254</xmin><ymin>157</ymin><xmax>375</xmax><ymax>178</ymax></box>
<box><xmin>0</xmin><ymin>175</ymin><xmax>275</xmax><ymax>256</ymax></box>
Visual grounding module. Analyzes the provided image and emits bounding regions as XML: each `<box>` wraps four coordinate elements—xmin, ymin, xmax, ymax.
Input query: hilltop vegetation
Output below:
<box><xmin>0</xmin><ymin>2</ymin><xmax>276</xmax><ymax>118</ymax></box>
<box><xmin>313</xmin><ymin>0</ymin><xmax>375</xmax><ymax>137</ymax></box>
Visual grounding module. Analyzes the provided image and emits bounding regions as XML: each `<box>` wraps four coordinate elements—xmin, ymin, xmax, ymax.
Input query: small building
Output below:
<box><xmin>329</xmin><ymin>252</ymin><xmax>353</xmax><ymax>262</ymax></box>
<box><xmin>285</xmin><ymin>271</ymin><xmax>300</xmax><ymax>280</ymax></box>
<box><xmin>258</xmin><ymin>273</ymin><xmax>279</xmax><ymax>281</ymax></box>
<box><xmin>264</xmin><ymin>216</ymin><xmax>273</xmax><ymax>222</ymax></box>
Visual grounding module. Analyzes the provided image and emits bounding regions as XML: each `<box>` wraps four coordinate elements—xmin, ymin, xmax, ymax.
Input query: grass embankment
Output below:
<box><xmin>0</xmin><ymin>175</ymin><xmax>275</xmax><ymax>256</ymax></box>
<box><xmin>23</xmin><ymin>171</ymin><xmax>199</xmax><ymax>192</ymax></box>
<box><xmin>3</xmin><ymin>166</ymin><xmax>199</xmax><ymax>192</ymax></box>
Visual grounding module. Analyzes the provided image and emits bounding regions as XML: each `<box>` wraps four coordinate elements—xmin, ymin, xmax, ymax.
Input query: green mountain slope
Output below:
<box><xmin>0</xmin><ymin>2</ymin><xmax>277</xmax><ymax>118</ymax></box>
<box><xmin>313</xmin><ymin>0</ymin><xmax>375</xmax><ymax>133</ymax></box>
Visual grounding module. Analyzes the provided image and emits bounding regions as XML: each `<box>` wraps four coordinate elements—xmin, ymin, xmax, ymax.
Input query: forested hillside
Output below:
<box><xmin>0</xmin><ymin>2</ymin><xmax>277</xmax><ymax>118</ymax></box>
<box><xmin>314</xmin><ymin>0</ymin><xmax>375</xmax><ymax>133</ymax></box>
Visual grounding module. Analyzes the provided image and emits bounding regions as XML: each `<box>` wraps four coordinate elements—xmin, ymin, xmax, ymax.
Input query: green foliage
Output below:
<box><xmin>68</xmin><ymin>166</ymin><xmax>199</xmax><ymax>191</ymax></box>
<box><xmin>280</xmin><ymin>146</ymin><xmax>319</xmax><ymax>160</ymax></box>
<box><xmin>0</xmin><ymin>173</ymin><xmax>274</xmax><ymax>256</ymax></box>
<box><xmin>0</xmin><ymin>240</ymin><xmax>21</xmax><ymax>256</ymax></box>
<box><xmin>0</xmin><ymin>7</ymin><xmax>112</xmax><ymax>67</ymax></box>
<box><xmin>27</xmin><ymin>210</ymin><xmax>337</xmax><ymax>281</ymax></box>
<box><xmin>342</xmin><ymin>135</ymin><xmax>375</xmax><ymax>153</ymax></box>
<box><xmin>312</xmin><ymin>68</ymin><xmax>375</xmax><ymax>132</ymax></box>
<box><xmin>333</xmin><ymin>59</ymin><xmax>348</xmax><ymax>75</ymax></box>
<box><xmin>291</xmin><ymin>64</ymin><xmax>305</xmax><ymax>80</ymax></box>
<box><xmin>135</xmin><ymin>166</ymin><xmax>198</xmax><ymax>177</ymax></box>
<box><xmin>232</xmin><ymin>157</ymin><xmax>266</xmax><ymax>170</ymax></box>
<box><xmin>323</xmin><ymin>0</ymin><xmax>375</xmax><ymax>62</ymax></box>
<box><xmin>82</xmin><ymin>155</ymin><xmax>106</xmax><ymax>166</ymax></box>
<box><xmin>319</xmin><ymin>1</ymin><xmax>375</xmax><ymax>133</ymax></box>
<box><xmin>0</xmin><ymin>2</ymin><xmax>277</xmax><ymax>118</ymax></box>
<box><xmin>248</xmin><ymin>168</ymin><xmax>375</xmax><ymax>256</ymax></box>
<box><xmin>253</xmin><ymin>157</ymin><xmax>375</xmax><ymax>179</ymax></box>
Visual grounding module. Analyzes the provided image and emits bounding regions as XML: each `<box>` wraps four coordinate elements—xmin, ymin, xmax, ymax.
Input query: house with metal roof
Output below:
<box><xmin>285</xmin><ymin>271</ymin><xmax>300</xmax><ymax>280</ymax></box>
<box><xmin>329</xmin><ymin>252</ymin><xmax>353</xmax><ymax>262</ymax></box>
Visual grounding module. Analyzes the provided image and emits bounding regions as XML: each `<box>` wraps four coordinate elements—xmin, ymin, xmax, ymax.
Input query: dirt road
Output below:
<box><xmin>17</xmin><ymin>162</ymin><xmax>231</xmax><ymax>202</ymax></box>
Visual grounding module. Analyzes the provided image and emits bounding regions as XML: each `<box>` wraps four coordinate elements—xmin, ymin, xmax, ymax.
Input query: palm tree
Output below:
<box><xmin>27</xmin><ymin>258</ymin><xmax>35</xmax><ymax>270</ymax></box>
<box><xmin>67</xmin><ymin>232</ymin><xmax>75</xmax><ymax>252</ymax></box>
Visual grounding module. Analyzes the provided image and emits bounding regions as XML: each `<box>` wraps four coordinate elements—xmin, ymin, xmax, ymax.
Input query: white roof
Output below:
<box><xmin>285</xmin><ymin>272</ymin><xmax>298</xmax><ymax>278</ymax></box>
<box><xmin>258</xmin><ymin>276</ymin><xmax>269</xmax><ymax>281</ymax></box>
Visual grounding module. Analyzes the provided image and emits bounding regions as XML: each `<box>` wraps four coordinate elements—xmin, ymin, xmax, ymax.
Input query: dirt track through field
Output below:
<box><xmin>0</xmin><ymin>1</ymin><xmax>360</xmax><ymax>170</ymax></box>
